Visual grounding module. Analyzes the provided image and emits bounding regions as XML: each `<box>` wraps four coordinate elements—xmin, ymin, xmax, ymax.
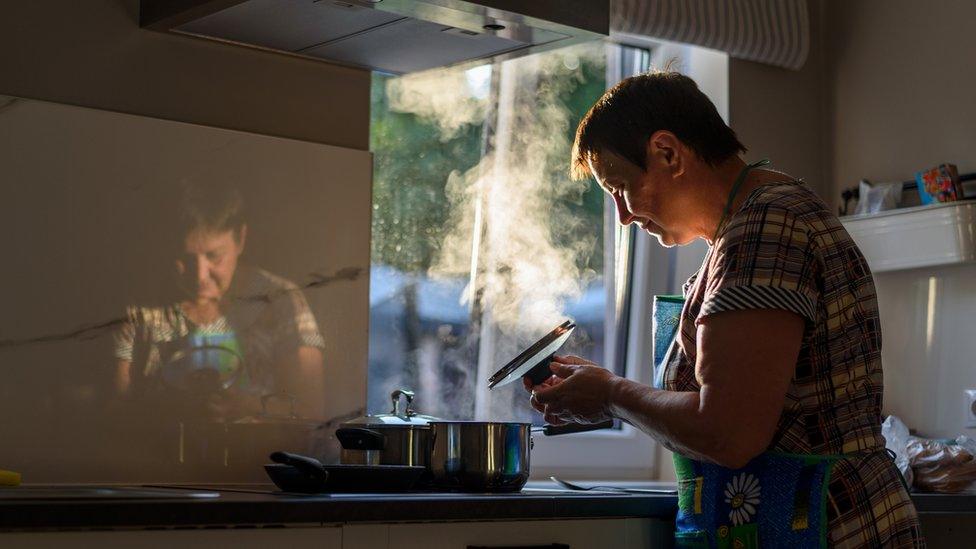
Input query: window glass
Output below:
<box><xmin>368</xmin><ymin>42</ymin><xmax>623</xmax><ymax>421</ymax></box>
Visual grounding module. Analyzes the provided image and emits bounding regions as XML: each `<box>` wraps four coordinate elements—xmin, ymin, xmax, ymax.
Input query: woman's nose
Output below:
<box><xmin>613</xmin><ymin>193</ymin><xmax>636</xmax><ymax>226</ymax></box>
<box><xmin>196</xmin><ymin>257</ymin><xmax>210</xmax><ymax>282</ymax></box>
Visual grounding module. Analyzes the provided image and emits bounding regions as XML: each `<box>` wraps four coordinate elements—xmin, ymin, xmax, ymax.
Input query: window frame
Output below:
<box><xmin>529</xmin><ymin>43</ymin><xmax>658</xmax><ymax>479</ymax></box>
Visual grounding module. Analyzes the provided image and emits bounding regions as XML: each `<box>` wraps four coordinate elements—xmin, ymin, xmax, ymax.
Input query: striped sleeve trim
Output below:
<box><xmin>113</xmin><ymin>340</ymin><xmax>134</xmax><ymax>361</ymax></box>
<box><xmin>300</xmin><ymin>331</ymin><xmax>326</xmax><ymax>349</ymax></box>
<box><xmin>699</xmin><ymin>285</ymin><xmax>817</xmax><ymax>323</ymax></box>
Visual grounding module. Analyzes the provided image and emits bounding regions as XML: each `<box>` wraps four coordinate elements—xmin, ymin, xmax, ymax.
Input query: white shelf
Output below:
<box><xmin>841</xmin><ymin>201</ymin><xmax>976</xmax><ymax>273</ymax></box>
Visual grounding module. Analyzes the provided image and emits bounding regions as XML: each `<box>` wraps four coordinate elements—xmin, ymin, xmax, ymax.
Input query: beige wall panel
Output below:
<box><xmin>0</xmin><ymin>96</ymin><xmax>371</xmax><ymax>483</ymax></box>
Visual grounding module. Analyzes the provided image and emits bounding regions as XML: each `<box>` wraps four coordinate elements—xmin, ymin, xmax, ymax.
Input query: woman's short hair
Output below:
<box><xmin>177</xmin><ymin>181</ymin><xmax>246</xmax><ymax>240</ymax></box>
<box><xmin>571</xmin><ymin>71</ymin><xmax>746</xmax><ymax>180</ymax></box>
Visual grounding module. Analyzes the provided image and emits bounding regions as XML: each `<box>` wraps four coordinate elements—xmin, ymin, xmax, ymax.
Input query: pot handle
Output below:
<box><xmin>335</xmin><ymin>427</ymin><xmax>387</xmax><ymax>451</ymax></box>
<box><xmin>537</xmin><ymin>419</ymin><xmax>614</xmax><ymax>436</ymax></box>
<box><xmin>269</xmin><ymin>451</ymin><xmax>329</xmax><ymax>482</ymax></box>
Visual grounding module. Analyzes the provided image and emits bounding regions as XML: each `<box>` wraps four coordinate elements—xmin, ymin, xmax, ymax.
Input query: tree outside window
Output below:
<box><xmin>368</xmin><ymin>42</ymin><xmax>618</xmax><ymax>421</ymax></box>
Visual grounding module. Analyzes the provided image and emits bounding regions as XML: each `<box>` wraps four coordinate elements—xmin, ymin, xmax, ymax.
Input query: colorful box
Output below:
<box><xmin>915</xmin><ymin>163</ymin><xmax>962</xmax><ymax>204</ymax></box>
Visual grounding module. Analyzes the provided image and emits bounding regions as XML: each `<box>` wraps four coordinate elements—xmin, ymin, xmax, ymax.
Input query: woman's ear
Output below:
<box><xmin>646</xmin><ymin>130</ymin><xmax>684</xmax><ymax>178</ymax></box>
<box><xmin>236</xmin><ymin>224</ymin><xmax>248</xmax><ymax>255</ymax></box>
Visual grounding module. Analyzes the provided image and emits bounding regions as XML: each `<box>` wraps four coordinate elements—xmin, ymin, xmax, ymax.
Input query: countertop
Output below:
<box><xmin>0</xmin><ymin>482</ymin><xmax>678</xmax><ymax>531</ymax></box>
<box><xmin>0</xmin><ymin>482</ymin><xmax>970</xmax><ymax>532</ymax></box>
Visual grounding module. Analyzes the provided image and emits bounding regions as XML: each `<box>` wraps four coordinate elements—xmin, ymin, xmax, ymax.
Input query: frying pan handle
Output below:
<box><xmin>269</xmin><ymin>451</ymin><xmax>329</xmax><ymax>482</ymax></box>
<box><xmin>335</xmin><ymin>427</ymin><xmax>387</xmax><ymax>451</ymax></box>
<box><xmin>539</xmin><ymin>419</ymin><xmax>614</xmax><ymax>436</ymax></box>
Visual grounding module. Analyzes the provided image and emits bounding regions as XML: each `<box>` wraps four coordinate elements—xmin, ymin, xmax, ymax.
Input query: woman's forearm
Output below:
<box><xmin>606</xmin><ymin>377</ymin><xmax>751</xmax><ymax>468</ymax></box>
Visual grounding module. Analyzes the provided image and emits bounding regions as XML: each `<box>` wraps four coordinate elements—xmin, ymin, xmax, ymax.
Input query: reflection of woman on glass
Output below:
<box><xmin>113</xmin><ymin>183</ymin><xmax>326</xmax><ymax>419</ymax></box>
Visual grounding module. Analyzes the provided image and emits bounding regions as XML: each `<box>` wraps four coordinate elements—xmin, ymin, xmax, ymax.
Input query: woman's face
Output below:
<box><xmin>588</xmin><ymin>148</ymin><xmax>700</xmax><ymax>247</ymax></box>
<box><xmin>175</xmin><ymin>226</ymin><xmax>246</xmax><ymax>303</ymax></box>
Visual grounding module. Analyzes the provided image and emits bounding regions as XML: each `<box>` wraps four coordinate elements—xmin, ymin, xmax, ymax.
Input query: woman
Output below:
<box><xmin>525</xmin><ymin>72</ymin><xmax>923</xmax><ymax>547</ymax></box>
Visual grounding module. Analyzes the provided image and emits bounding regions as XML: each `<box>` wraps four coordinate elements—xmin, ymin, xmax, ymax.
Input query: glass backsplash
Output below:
<box><xmin>0</xmin><ymin>95</ymin><xmax>371</xmax><ymax>483</ymax></box>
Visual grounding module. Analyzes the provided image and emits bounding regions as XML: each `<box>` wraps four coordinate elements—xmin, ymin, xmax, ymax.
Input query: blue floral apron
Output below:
<box><xmin>672</xmin><ymin>452</ymin><xmax>839</xmax><ymax>548</ymax></box>
<box><xmin>656</xmin><ymin>159</ymin><xmax>838</xmax><ymax>548</ymax></box>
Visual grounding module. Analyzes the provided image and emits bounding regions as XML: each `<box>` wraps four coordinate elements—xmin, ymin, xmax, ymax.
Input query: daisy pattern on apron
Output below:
<box><xmin>725</xmin><ymin>473</ymin><xmax>761</xmax><ymax>526</ymax></box>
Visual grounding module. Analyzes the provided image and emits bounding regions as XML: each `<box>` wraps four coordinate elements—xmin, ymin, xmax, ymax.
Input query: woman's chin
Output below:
<box><xmin>184</xmin><ymin>293</ymin><xmax>220</xmax><ymax>305</ymax></box>
<box><xmin>653</xmin><ymin>232</ymin><xmax>680</xmax><ymax>248</ymax></box>
<box><xmin>654</xmin><ymin>231</ymin><xmax>698</xmax><ymax>248</ymax></box>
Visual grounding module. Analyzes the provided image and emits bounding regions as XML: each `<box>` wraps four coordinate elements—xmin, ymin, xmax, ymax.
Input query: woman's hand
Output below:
<box><xmin>523</xmin><ymin>355</ymin><xmax>618</xmax><ymax>425</ymax></box>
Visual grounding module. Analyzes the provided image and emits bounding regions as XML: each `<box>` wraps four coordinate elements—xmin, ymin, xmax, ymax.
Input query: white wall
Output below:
<box><xmin>873</xmin><ymin>264</ymin><xmax>976</xmax><ymax>438</ymax></box>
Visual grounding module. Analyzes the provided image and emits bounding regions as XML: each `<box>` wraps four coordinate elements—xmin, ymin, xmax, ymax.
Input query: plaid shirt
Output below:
<box><xmin>115</xmin><ymin>266</ymin><xmax>325</xmax><ymax>395</ymax></box>
<box><xmin>665</xmin><ymin>181</ymin><xmax>923</xmax><ymax>547</ymax></box>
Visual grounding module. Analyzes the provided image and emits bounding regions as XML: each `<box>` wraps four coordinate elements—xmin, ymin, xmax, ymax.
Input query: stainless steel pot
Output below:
<box><xmin>428</xmin><ymin>421</ymin><xmax>532</xmax><ymax>492</ymax></box>
<box><xmin>337</xmin><ymin>388</ymin><xmax>614</xmax><ymax>492</ymax></box>
<box><xmin>335</xmin><ymin>389</ymin><xmax>438</xmax><ymax>468</ymax></box>
<box><xmin>428</xmin><ymin>420</ymin><xmax>614</xmax><ymax>492</ymax></box>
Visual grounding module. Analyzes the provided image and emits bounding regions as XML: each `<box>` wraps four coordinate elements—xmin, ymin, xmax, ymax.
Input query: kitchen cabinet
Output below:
<box><xmin>0</xmin><ymin>486</ymin><xmax>678</xmax><ymax>547</ymax></box>
<box><xmin>345</xmin><ymin>518</ymin><xmax>669</xmax><ymax>549</ymax></box>
<box><xmin>3</xmin><ymin>518</ymin><xmax>668</xmax><ymax>549</ymax></box>
<box><xmin>0</xmin><ymin>527</ymin><xmax>344</xmax><ymax>549</ymax></box>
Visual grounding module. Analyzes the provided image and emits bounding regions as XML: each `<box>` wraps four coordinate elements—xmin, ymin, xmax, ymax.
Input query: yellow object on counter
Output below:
<box><xmin>0</xmin><ymin>469</ymin><xmax>22</xmax><ymax>486</ymax></box>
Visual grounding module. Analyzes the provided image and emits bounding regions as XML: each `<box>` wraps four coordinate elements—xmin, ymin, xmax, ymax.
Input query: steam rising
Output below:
<box><xmin>386</xmin><ymin>66</ymin><xmax>489</xmax><ymax>141</ymax></box>
<box><xmin>397</xmin><ymin>46</ymin><xmax>601</xmax><ymax>331</ymax></box>
<box><xmin>384</xmin><ymin>43</ymin><xmax>606</xmax><ymax>419</ymax></box>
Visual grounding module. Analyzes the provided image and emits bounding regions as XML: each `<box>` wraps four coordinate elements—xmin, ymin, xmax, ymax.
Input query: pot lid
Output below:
<box><xmin>341</xmin><ymin>389</ymin><xmax>440</xmax><ymax>428</ymax></box>
<box><xmin>488</xmin><ymin>320</ymin><xmax>576</xmax><ymax>389</ymax></box>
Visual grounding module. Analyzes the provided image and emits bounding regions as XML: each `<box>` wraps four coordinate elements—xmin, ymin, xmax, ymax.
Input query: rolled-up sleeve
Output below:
<box><xmin>113</xmin><ymin>307</ymin><xmax>137</xmax><ymax>361</ymax></box>
<box><xmin>698</xmin><ymin>203</ymin><xmax>820</xmax><ymax>325</ymax></box>
<box><xmin>273</xmin><ymin>287</ymin><xmax>326</xmax><ymax>351</ymax></box>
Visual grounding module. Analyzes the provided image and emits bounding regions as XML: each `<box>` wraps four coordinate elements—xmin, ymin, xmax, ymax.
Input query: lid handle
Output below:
<box><xmin>390</xmin><ymin>389</ymin><xmax>415</xmax><ymax>419</ymax></box>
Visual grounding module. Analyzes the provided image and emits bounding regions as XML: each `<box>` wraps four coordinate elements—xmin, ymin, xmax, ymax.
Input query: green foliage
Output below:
<box><xmin>370</xmin><ymin>73</ymin><xmax>485</xmax><ymax>273</ymax></box>
<box><xmin>370</xmin><ymin>48</ymin><xmax>608</xmax><ymax>275</ymax></box>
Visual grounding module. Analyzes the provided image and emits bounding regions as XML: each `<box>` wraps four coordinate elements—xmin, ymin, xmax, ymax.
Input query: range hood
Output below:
<box><xmin>140</xmin><ymin>0</ymin><xmax>609</xmax><ymax>74</ymax></box>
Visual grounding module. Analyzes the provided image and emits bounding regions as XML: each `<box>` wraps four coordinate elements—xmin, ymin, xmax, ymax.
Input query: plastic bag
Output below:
<box><xmin>907</xmin><ymin>435</ymin><xmax>976</xmax><ymax>493</ymax></box>
<box><xmin>881</xmin><ymin>415</ymin><xmax>914</xmax><ymax>488</ymax></box>
<box><xmin>854</xmin><ymin>180</ymin><xmax>902</xmax><ymax>215</ymax></box>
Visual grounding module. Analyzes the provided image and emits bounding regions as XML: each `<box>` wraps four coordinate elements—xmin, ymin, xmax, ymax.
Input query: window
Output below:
<box><xmin>369</xmin><ymin>39</ymin><xmax>728</xmax><ymax>477</ymax></box>
<box><xmin>368</xmin><ymin>42</ymin><xmax>631</xmax><ymax>418</ymax></box>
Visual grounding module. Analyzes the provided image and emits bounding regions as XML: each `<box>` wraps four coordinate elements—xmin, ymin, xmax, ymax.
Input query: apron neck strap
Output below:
<box><xmin>712</xmin><ymin>158</ymin><xmax>771</xmax><ymax>243</ymax></box>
